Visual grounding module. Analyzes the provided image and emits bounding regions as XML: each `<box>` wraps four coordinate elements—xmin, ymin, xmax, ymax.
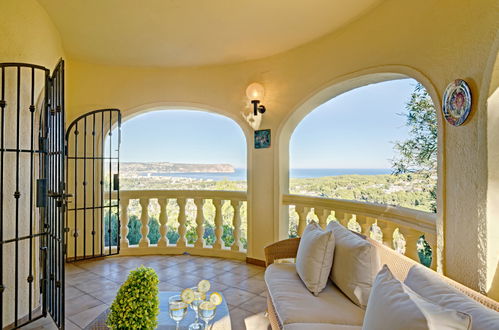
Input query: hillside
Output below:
<box><xmin>121</xmin><ymin>162</ymin><xmax>235</xmax><ymax>177</ymax></box>
<box><xmin>119</xmin><ymin>171</ymin><xmax>436</xmax><ymax>213</ymax></box>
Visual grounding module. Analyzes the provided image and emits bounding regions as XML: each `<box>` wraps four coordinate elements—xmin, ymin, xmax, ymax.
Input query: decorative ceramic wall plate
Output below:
<box><xmin>442</xmin><ymin>79</ymin><xmax>472</xmax><ymax>126</ymax></box>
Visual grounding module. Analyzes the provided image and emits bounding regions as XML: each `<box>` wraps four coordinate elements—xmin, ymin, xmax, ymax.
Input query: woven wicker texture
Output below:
<box><xmin>264</xmin><ymin>237</ymin><xmax>300</xmax><ymax>266</ymax></box>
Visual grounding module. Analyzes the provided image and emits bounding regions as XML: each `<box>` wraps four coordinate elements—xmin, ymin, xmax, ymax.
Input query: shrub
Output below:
<box><xmin>107</xmin><ymin>266</ymin><xmax>159</xmax><ymax>329</ymax></box>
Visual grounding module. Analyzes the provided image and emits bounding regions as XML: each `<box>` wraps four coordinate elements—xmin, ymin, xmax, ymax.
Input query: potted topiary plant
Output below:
<box><xmin>106</xmin><ymin>266</ymin><xmax>159</xmax><ymax>329</ymax></box>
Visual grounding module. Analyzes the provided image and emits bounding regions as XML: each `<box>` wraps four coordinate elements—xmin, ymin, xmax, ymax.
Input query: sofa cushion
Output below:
<box><xmin>326</xmin><ymin>221</ymin><xmax>381</xmax><ymax>308</ymax></box>
<box><xmin>284</xmin><ymin>324</ymin><xmax>362</xmax><ymax>330</ymax></box>
<box><xmin>265</xmin><ymin>263</ymin><xmax>365</xmax><ymax>326</ymax></box>
<box><xmin>404</xmin><ymin>264</ymin><xmax>499</xmax><ymax>330</ymax></box>
<box><xmin>363</xmin><ymin>265</ymin><xmax>471</xmax><ymax>330</ymax></box>
<box><xmin>296</xmin><ymin>222</ymin><xmax>335</xmax><ymax>295</ymax></box>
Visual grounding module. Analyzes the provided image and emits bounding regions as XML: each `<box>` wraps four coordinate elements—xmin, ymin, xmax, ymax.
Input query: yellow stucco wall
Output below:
<box><xmin>64</xmin><ymin>0</ymin><xmax>499</xmax><ymax>294</ymax></box>
<box><xmin>0</xmin><ymin>0</ymin><xmax>65</xmax><ymax>325</ymax></box>
<box><xmin>2</xmin><ymin>0</ymin><xmax>499</xmax><ymax>307</ymax></box>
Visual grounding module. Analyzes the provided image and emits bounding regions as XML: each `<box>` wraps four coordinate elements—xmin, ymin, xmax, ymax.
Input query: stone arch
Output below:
<box><xmin>274</xmin><ymin>65</ymin><xmax>444</xmax><ymax>269</ymax></box>
<box><xmin>484</xmin><ymin>30</ymin><xmax>499</xmax><ymax>299</ymax></box>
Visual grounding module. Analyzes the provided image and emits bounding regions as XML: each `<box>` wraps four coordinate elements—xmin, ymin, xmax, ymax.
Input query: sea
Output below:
<box><xmin>148</xmin><ymin>168</ymin><xmax>392</xmax><ymax>181</ymax></box>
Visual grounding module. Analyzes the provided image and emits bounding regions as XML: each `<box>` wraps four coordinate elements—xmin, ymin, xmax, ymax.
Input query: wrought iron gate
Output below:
<box><xmin>65</xmin><ymin>109</ymin><xmax>121</xmax><ymax>262</ymax></box>
<box><xmin>0</xmin><ymin>60</ymin><xmax>66</xmax><ymax>329</ymax></box>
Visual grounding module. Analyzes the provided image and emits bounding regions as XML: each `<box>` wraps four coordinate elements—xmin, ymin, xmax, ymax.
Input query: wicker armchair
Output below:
<box><xmin>264</xmin><ymin>237</ymin><xmax>300</xmax><ymax>266</ymax></box>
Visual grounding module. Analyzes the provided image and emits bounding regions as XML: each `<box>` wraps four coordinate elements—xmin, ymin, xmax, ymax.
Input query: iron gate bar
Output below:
<box><xmin>0</xmin><ymin>62</ymin><xmax>65</xmax><ymax>329</ymax></box>
<box><xmin>29</xmin><ymin>66</ymin><xmax>35</xmax><ymax>321</ymax></box>
<box><xmin>0</xmin><ymin>66</ymin><xmax>4</xmax><ymax>324</ymax></box>
<box><xmin>65</xmin><ymin>108</ymin><xmax>121</xmax><ymax>262</ymax></box>
<box><xmin>67</xmin><ymin>205</ymin><xmax>119</xmax><ymax>212</ymax></box>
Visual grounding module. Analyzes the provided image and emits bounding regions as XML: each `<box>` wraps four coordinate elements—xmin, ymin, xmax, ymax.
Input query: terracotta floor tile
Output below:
<box><xmin>238</xmin><ymin>295</ymin><xmax>268</xmax><ymax>314</ymax></box>
<box><xmin>236</xmin><ymin>277</ymin><xmax>267</xmax><ymax>295</ymax></box>
<box><xmin>73</xmin><ymin>277</ymin><xmax>120</xmax><ymax>293</ymax></box>
<box><xmin>223</xmin><ymin>287</ymin><xmax>257</xmax><ymax>307</ymax></box>
<box><xmin>65</xmin><ymin>271</ymin><xmax>102</xmax><ymax>286</ymax></box>
<box><xmin>28</xmin><ymin>255</ymin><xmax>269</xmax><ymax>329</ymax></box>
<box><xmin>65</xmin><ymin>285</ymin><xmax>86</xmax><ymax>300</ymax></box>
<box><xmin>68</xmin><ymin>303</ymin><xmax>108</xmax><ymax>328</ymax></box>
<box><xmin>65</xmin><ymin>294</ymin><xmax>103</xmax><ymax>316</ymax></box>
<box><xmin>230</xmin><ymin>307</ymin><xmax>270</xmax><ymax>330</ymax></box>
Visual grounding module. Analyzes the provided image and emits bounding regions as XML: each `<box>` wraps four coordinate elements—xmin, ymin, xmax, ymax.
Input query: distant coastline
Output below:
<box><xmin>139</xmin><ymin>168</ymin><xmax>392</xmax><ymax>181</ymax></box>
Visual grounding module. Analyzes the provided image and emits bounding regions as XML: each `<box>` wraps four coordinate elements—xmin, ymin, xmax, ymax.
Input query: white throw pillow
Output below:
<box><xmin>404</xmin><ymin>264</ymin><xmax>499</xmax><ymax>330</ymax></box>
<box><xmin>296</xmin><ymin>222</ymin><xmax>335</xmax><ymax>295</ymax></box>
<box><xmin>327</xmin><ymin>221</ymin><xmax>380</xmax><ymax>308</ymax></box>
<box><xmin>363</xmin><ymin>265</ymin><xmax>471</xmax><ymax>330</ymax></box>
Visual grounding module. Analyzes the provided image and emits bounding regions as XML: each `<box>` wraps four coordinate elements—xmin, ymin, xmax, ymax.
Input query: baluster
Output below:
<box><xmin>369</xmin><ymin>219</ymin><xmax>383</xmax><ymax>242</ymax></box>
<box><xmin>315</xmin><ymin>207</ymin><xmax>329</xmax><ymax>229</ymax></box>
<box><xmin>157</xmin><ymin>198</ymin><xmax>168</xmax><ymax>247</ymax></box>
<box><xmin>138</xmin><ymin>198</ymin><xmax>150</xmax><ymax>248</ymax></box>
<box><xmin>295</xmin><ymin>205</ymin><xmax>309</xmax><ymax>236</ymax></box>
<box><xmin>403</xmin><ymin>229</ymin><xmax>422</xmax><ymax>261</ymax></box>
<box><xmin>213</xmin><ymin>199</ymin><xmax>224</xmax><ymax>249</ymax></box>
<box><xmin>194</xmin><ymin>198</ymin><xmax>205</xmax><ymax>248</ymax></box>
<box><xmin>424</xmin><ymin>232</ymin><xmax>437</xmax><ymax>270</ymax></box>
<box><xmin>231</xmin><ymin>200</ymin><xmax>242</xmax><ymax>251</ymax></box>
<box><xmin>334</xmin><ymin>211</ymin><xmax>350</xmax><ymax>227</ymax></box>
<box><xmin>120</xmin><ymin>198</ymin><xmax>130</xmax><ymax>248</ymax></box>
<box><xmin>356</xmin><ymin>215</ymin><xmax>371</xmax><ymax>236</ymax></box>
<box><xmin>176</xmin><ymin>198</ymin><xmax>187</xmax><ymax>248</ymax></box>
<box><xmin>377</xmin><ymin>220</ymin><xmax>393</xmax><ymax>248</ymax></box>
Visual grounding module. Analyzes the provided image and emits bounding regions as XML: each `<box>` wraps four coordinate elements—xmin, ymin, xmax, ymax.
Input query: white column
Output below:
<box><xmin>194</xmin><ymin>198</ymin><xmax>205</xmax><ymax>248</ymax></box>
<box><xmin>231</xmin><ymin>200</ymin><xmax>242</xmax><ymax>251</ymax></box>
<box><xmin>213</xmin><ymin>199</ymin><xmax>224</xmax><ymax>249</ymax></box>
<box><xmin>378</xmin><ymin>220</ymin><xmax>395</xmax><ymax>248</ymax></box>
<box><xmin>296</xmin><ymin>205</ymin><xmax>309</xmax><ymax>236</ymax></box>
<box><xmin>138</xmin><ymin>198</ymin><xmax>150</xmax><ymax>248</ymax></box>
<box><xmin>176</xmin><ymin>198</ymin><xmax>187</xmax><ymax>248</ymax></box>
<box><xmin>357</xmin><ymin>215</ymin><xmax>371</xmax><ymax>236</ymax></box>
<box><xmin>157</xmin><ymin>198</ymin><xmax>168</xmax><ymax>247</ymax></box>
<box><xmin>315</xmin><ymin>207</ymin><xmax>329</xmax><ymax>229</ymax></box>
<box><xmin>119</xmin><ymin>198</ymin><xmax>130</xmax><ymax>248</ymax></box>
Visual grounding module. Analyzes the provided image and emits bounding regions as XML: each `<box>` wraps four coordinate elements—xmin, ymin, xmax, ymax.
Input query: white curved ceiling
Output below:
<box><xmin>38</xmin><ymin>0</ymin><xmax>383</xmax><ymax>67</ymax></box>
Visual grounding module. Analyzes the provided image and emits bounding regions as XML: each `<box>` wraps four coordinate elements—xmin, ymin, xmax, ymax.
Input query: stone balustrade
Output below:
<box><xmin>110</xmin><ymin>190</ymin><xmax>247</xmax><ymax>260</ymax></box>
<box><xmin>282</xmin><ymin>194</ymin><xmax>438</xmax><ymax>269</ymax></box>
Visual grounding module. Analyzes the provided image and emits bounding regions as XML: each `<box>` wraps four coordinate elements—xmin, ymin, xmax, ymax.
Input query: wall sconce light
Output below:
<box><xmin>246</xmin><ymin>82</ymin><xmax>266</xmax><ymax>116</ymax></box>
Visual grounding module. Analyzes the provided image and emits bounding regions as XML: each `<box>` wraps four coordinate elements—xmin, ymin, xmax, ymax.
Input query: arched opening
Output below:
<box><xmin>486</xmin><ymin>44</ymin><xmax>499</xmax><ymax>299</ymax></box>
<box><xmin>105</xmin><ymin>108</ymin><xmax>250</xmax><ymax>254</ymax></box>
<box><xmin>277</xmin><ymin>68</ymin><xmax>442</xmax><ymax>269</ymax></box>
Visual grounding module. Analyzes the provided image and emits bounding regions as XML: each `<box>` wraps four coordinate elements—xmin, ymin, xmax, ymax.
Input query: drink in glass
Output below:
<box><xmin>188</xmin><ymin>287</ymin><xmax>205</xmax><ymax>330</ymax></box>
<box><xmin>199</xmin><ymin>301</ymin><xmax>216</xmax><ymax>329</ymax></box>
<box><xmin>169</xmin><ymin>295</ymin><xmax>188</xmax><ymax>330</ymax></box>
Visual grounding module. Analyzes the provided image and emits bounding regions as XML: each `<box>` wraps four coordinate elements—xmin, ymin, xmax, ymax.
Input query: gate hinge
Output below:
<box><xmin>36</xmin><ymin>179</ymin><xmax>47</xmax><ymax>207</ymax></box>
<box><xmin>113</xmin><ymin>173</ymin><xmax>119</xmax><ymax>191</ymax></box>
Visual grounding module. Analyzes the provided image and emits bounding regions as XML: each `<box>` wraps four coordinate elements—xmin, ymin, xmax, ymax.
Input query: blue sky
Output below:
<box><xmin>118</xmin><ymin>110</ymin><xmax>247</xmax><ymax>167</ymax></box>
<box><xmin>117</xmin><ymin>78</ymin><xmax>417</xmax><ymax>169</ymax></box>
<box><xmin>291</xmin><ymin>79</ymin><xmax>416</xmax><ymax>169</ymax></box>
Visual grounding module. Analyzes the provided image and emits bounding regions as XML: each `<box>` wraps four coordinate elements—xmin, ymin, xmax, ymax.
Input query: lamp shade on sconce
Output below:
<box><xmin>246</xmin><ymin>83</ymin><xmax>265</xmax><ymax>100</ymax></box>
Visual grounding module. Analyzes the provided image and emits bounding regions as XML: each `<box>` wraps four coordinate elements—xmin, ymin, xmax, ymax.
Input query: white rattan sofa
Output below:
<box><xmin>264</xmin><ymin>236</ymin><xmax>499</xmax><ymax>330</ymax></box>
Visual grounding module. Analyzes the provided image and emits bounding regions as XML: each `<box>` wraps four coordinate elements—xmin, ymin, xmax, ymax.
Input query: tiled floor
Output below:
<box><xmin>26</xmin><ymin>255</ymin><xmax>270</xmax><ymax>329</ymax></box>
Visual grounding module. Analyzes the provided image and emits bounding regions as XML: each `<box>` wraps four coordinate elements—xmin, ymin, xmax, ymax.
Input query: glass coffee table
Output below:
<box><xmin>85</xmin><ymin>291</ymin><xmax>230</xmax><ymax>329</ymax></box>
<box><xmin>159</xmin><ymin>291</ymin><xmax>231</xmax><ymax>330</ymax></box>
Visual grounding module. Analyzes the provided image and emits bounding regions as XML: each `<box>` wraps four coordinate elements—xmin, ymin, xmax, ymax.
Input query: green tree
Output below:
<box><xmin>392</xmin><ymin>83</ymin><xmax>437</xmax><ymax>212</ymax></box>
<box><xmin>392</xmin><ymin>83</ymin><xmax>437</xmax><ymax>174</ymax></box>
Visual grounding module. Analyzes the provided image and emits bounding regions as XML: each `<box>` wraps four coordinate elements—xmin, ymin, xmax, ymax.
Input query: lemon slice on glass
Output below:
<box><xmin>209</xmin><ymin>292</ymin><xmax>223</xmax><ymax>306</ymax></box>
<box><xmin>181</xmin><ymin>288</ymin><xmax>195</xmax><ymax>304</ymax></box>
<box><xmin>197</xmin><ymin>279</ymin><xmax>211</xmax><ymax>293</ymax></box>
<box><xmin>199</xmin><ymin>301</ymin><xmax>216</xmax><ymax>310</ymax></box>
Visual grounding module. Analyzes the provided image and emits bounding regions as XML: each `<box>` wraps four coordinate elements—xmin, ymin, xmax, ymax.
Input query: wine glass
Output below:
<box><xmin>199</xmin><ymin>301</ymin><xmax>217</xmax><ymax>329</ymax></box>
<box><xmin>188</xmin><ymin>287</ymin><xmax>205</xmax><ymax>330</ymax></box>
<box><xmin>169</xmin><ymin>295</ymin><xmax>188</xmax><ymax>330</ymax></box>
